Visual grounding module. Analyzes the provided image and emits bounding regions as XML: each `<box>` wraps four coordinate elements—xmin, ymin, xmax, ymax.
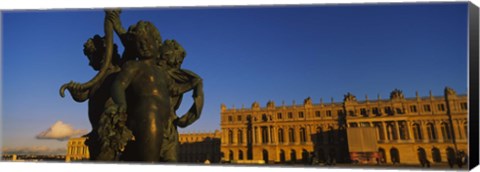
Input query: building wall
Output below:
<box><xmin>220</xmin><ymin>88</ymin><xmax>468</xmax><ymax>165</ymax></box>
<box><xmin>66</xmin><ymin>137</ymin><xmax>89</xmax><ymax>162</ymax></box>
<box><xmin>178</xmin><ymin>130</ymin><xmax>222</xmax><ymax>163</ymax></box>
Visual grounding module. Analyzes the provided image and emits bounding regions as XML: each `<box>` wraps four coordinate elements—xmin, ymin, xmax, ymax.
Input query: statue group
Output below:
<box><xmin>59</xmin><ymin>9</ymin><xmax>204</xmax><ymax>162</ymax></box>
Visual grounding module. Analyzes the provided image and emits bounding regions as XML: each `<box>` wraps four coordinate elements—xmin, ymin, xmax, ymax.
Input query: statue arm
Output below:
<box><xmin>70</xmin><ymin>89</ymin><xmax>90</xmax><ymax>102</ymax></box>
<box><xmin>175</xmin><ymin>80</ymin><xmax>204</xmax><ymax>128</ymax></box>
<box><xmin>170</xmin><ymin>69</ymin><xmax>202</xmax><ymax>96</ymax></box>
<box><xmin>111</xmin><ymin>62</ymin><xmax>139</xmax><ymax>111</ymax></box>
<box><xmin>106</xmin><ymin>9</ymin><xmax>128</xmax><ymax>47</ymax></box>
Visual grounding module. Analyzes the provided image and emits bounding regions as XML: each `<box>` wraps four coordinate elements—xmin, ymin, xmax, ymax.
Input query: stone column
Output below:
<box><xmin>267</xmin><ymin>126</ymin><xmax>271</xmax><ymax>144</ymax></box>
<box><xmin>421</xmin><ymin>121</ymin><xmax>430</xmax><ymax>142</ymax></box>
<box><xmin>435</xmin><ymin>121</ymin><xmax>444</xmax><ymax>141</ymax></box>
<box><xmin>256</xmin><ymin>126</ymin><xmax>261</xmax><ymax>144</ymax></box>
<box><xmin>233</xmin><ymin>128</ymin><xmax>238</xmax><ymax>144</ymax></box>
<box><xmin>382</xmin><ymin>122</ymin><xmax>388</xmax><ymax>141</ymax></box>
<box><xmin>407</xmin><ymin>121</ymin><xmax>415</xmax><ymax>142</ymax></box>
<box><xmin>453</xmin><ymin>120</ymin><xmax>462</xmax><ymax>140</ymax></box>
<box><xmin>395</xmin><ymin>121</ymin><xmax>401</xmax><ymax>140</ymax></box>
<box><xmin>294</xmin><ymin>126</ymin><xmax>300</xmax><ymax>144</ymax></box>
<box><xmin>243</xmin><ymin>127</ymin><xmax>248</xmax><ymax>145</ymax></box>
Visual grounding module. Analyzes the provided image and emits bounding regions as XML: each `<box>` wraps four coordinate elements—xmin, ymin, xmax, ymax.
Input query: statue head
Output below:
<box><xmin>126</xmin><ymin>21</ymin><xmax>162</xmax><ymax>60</ymax></box>
<box><xmin>83</xmin><ymin>34</ymin><xmax>120</xmax><ymax>71</ymax></box>
<box><xmin>159</xmin><ymin>39</ymin><xmax>186</xmax><ymax>69</ymax></box>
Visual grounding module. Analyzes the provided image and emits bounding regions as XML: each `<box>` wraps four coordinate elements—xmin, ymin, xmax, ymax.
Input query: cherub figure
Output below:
<box><xmin>157</xmin><ymin>39</ymin><xmax>204</xmax><ymax>162</ymax></box>
<box><xmin>66</xmin><ymin>34</ymin><xmax>122</xmax><ymax>160</ymax></box>
<box><xmin>108</xmin><ymin>20</ymin><xmax>172</xmax><ymax>162</ymax></box>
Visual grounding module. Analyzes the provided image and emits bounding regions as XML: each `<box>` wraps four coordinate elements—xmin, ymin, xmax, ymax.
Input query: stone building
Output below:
<box><xmin>66</xmin><ymin>137</ymin><xmax>89</xmax><ymax>162</ymax></box>
<box><xmin>220</xmin><ymin>87</ymin><xmax>468</xmax><ymax>165</ymax></box>
<box><xmin>178</xmin><ymin>130</ymin><xmax>222</xmax><ymax>163</ymax></box>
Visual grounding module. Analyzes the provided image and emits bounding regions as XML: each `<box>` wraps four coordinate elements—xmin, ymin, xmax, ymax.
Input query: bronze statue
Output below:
<box><xmin>59</xmin><ymin>9</ymin><xmax>204</xmax><ymax>162</ymax></box>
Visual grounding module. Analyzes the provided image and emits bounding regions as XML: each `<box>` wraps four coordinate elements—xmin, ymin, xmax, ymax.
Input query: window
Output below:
<box><xmin>460</xmin><ymin>103</ymin><xmax>467</xmax><ymax>110</ymax></box>
<box><xmin>299</xmin><ymin>128</ymin><xmax>306</xmax><ymax>143</ymax></box>
<box><xmin>375</xmin><ymin>124</ymin><xmax>385</xmax><ymax>140</ymax></box>
<box><xmin>464</xmin><ymin>122</ymin><xmax>468</xmax><ymax>138</ymax></box>
<box><xmin>398</xmin><ymin>122</ymin><xmax>407</xmax><ymax>140</ymax></box>
<box><xmin>437</xmin><ymin>104</ymin><xmax>445</xmax><ymax>111</ymax></box>
<box><xmin>228</xmin><ymin>116</ymin><xmax>233</xmax><ymax>122</ymax></box>
<box><xmin>261</xmin><ymin>127</ymin><xmax>269</xmax><ymax>144</ymax></box>
<box><xmin>372</xmin><ymin>107</ymin><xmax>379</xmax><ymax>115</ymax></box>
<box><xmin>298</xmin><ymin>111</ymin><xmax>304</xmax><ymax>118</ymax></box>
<box><xmin>384</xmin><ymin>107</ymin><xmax>392</xmax><ymax>115</ymax></box>
<box><xmin>228</xmin><ymin>130</ymin><xmax>234</xmax><ymax>144</ymax></box>
<box><xmin>337</xmin><ymin>110</ymin><xmax>343</xmax><ymax>116</ymax></box>
<box><xmin>238</xmin><ymin>130</ymin><xmax>243</xmax><ymax>144</ymax></box>
<box><xmin>413</xmin><ymin>123</ymin><xmax>423</xmax><ymax>140</ymax></box>
<box><xmin>316</xmin><ymin>127</ymin><xmax>323</xmax><ymax>143</ymax></box>
<box><xmin>278</xmin><ymin>129</ymin><xmax>284</xmax><ymax>143</ymax></box>
<box><xmin>326</xmin><ymin>110</ymin><xmax>332</xmax><ymax>117</ymax></box>
<box><xmin>426</xmin><ymin>123</ymin><xmax>437</xmax><ymax>140</ymax></box>
<box><xmin>315</xmin><ymin>111</ymin><xmax>321</xmax><ymax>117</ymax></box>
<box><xmin>237</xmin><ymin>115</ymin><xmax>242</xmax><ymax>121</ymax></box>
<box><xmin>277</xmin><ymin>113</ymin><xmax>283</xmax><ymax>119</ymax></box>
<box><xmin>360</xmin><ymin>108</ymin><xmax>367</xmax><ymax>116</ymax></box>
<box><xmin>349</xmin><ymin>123</ymin><xmax>358</xmax><ymax>127</ymax></box>
<box><xmin>410</xmin><ymin>105</ymin><xmax>417</xmax><ymax>113</ymax></box>
<box><xmin>288</xmin><ymin>128</ymin><xmax>295</xmax><ymax>143</ymax></box>
<box><xmin>441</xmin><ymin>123</ymin><xmax>452</xmax><ymax>140</ymax></box>
<box><xmin>288</xmin><ymin>112</ymin><xmax>293</xmax><ymax>119</ymax></box>
<box><xmin>424</xmin><ymin>105</ymin><xmax>431</xmax><ymax>112</ymax></box>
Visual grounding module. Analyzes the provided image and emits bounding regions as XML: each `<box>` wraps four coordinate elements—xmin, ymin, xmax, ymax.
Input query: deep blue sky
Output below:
<box><xmin>2</xmin><ymin>3</ymin><xmax>469</xmax><ymax>150</ymax></box>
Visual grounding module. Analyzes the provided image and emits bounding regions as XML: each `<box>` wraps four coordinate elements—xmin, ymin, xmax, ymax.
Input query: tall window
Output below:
<box><xmin>375</xmin><ymin>124</ymin><xmax>385</xmax><ymax>140</ymax></box>
<box><xmin>413</xmin><ymin>123</ymin><xmax>423</xmax><ymax>140</ymax></box>
<box><xmin>460</xmin><ymin>103</ymin><xmax>468</xmax><ymax>110</ymax></box>
<box><xmin>410</xmin><ymin>105</ymin><xmax>417</xmax><ymax>113</ymax></box>
<box><xmin>228</xmin><ymin>130</ymin><xmax>234</xmax><ymax>144</ymax></box>
<box><xmin>278</xmin><ymin>129</ymin><xmax>284</xmax><ymax>143</ymax></box>
<box><xmin>238</xmin><ymin>150</ymin><xmax>244</xmax><ymax>160</ymax></box>
<box><xmin>360</xmin><ymin>108</ymin><xmax>367</xmax><ymax>116</ymax></box>
<box><xmin>398</xmin><ymin>122</ymin><xmax>407</xmax><ymax>140</ymax></box>
<box><xmin>464</xmin><ymin>122</ymin><xmax>468</xmax><ymax>139</ymax></box>
<box><xmin>237</xmin><ymin>115</ymin><xmax>242</xmax><ymax>121</ymax></box>
<box><xmin>387</xmin><ymin>123</ymin><xmax>397</xmax><ymax>140</ymax></box>
<box><xmin>315</xmin><ymin>111</ymin><xmax>321</xmax><ymax>117</ymax></box>
<box><xmin>372</xmin><ymin>107</ymin><xmax>379</xmax><ymax>115</ymax></box>
<box><xmin>316</xmin><ymin>127</ymin><xmax>323</xmax><ymax>143</ymax></box>
<box><xmin>299</xmin><ymin>128</ymin><xmax>306</xmax><ymax>143</ymax></box>
<box><xmin>328</xmin><ymin>126</ymin><xmax>334</xmax><ymax>144</ymax></box>
<box><xmin>228</xmin><ymin>116</ymin><xmax>233</xmax><ymax>122</ymax></box>
<box><xmin>441</xmin><ymin>123</ymin><xmax>452</xmax><ymax>140</ymax></box>
<box><xmin>426</xmin><ymin>123</ymin><xmax>437</xmax><ymax>140</ymax></box>
<box><xmin>288</xmin><ymin>128</ymin><xmax>295</xmax><ymax>143</ymax></box>
<box><xmin>288</xmin><ymin>112</ymin><xmax>293</xmax><ymax>119</ymax></box>
<box><xmin>277</xmin><ymin>113</ymin><xmax>282</xmax><ymax>119</ymax></box>
<box><xmin>261</xmin><ymin>127</ymin><xmax>269</xmax><ymax>144</ymax></box>
<box><xmin>238</xmin><ymin>130</ymin><xmax>243</xmax><ymax>144</ymax></box>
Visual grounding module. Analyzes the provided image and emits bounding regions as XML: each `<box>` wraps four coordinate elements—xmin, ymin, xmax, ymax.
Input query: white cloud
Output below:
<box><xmin>2</xmin><ymin>146</ymin><xmax>67</xmax><ymax>155</ymax></box>
<box><xmin>36</xmin><ymin>121</ymin><xmax>88</xmax><ymax>141</ymax></box>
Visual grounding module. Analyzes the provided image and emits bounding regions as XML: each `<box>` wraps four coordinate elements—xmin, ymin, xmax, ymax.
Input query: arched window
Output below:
<box><xmin>279</xmin><ymin>149</ymin><xmax>286</xmax><ymax>162</ymax></box>
<box><xmin>417</xmin><ymin>148</ymin><xmax>427</xmax><ymax>163</ymax></box>
<box><xmin>278</xmin><ymin>128</ymin><xmax>284</xmax><ymax>143</ymax></box>
<box><xmin>327</xmin><ymin>126</ymin><xmax>334</xmax><ymax>144</ymax></box>
<box><xmin>261</xmin><ymin>127</ymin><xmax>269</xmax><ymax>144</ymax></box>
<box><xmin>375</xmin><ymin>123</ymin><xmax>385</xmax><ymax>140</ymax></box>
<box><xmin>387</xmin><ymin>123</ymin><xmax>397</xmax><ymax>140</ymax></box>
<box><xmin>290</xmin><ymin>150</ymin><xmax>297</xmax><ymax>162</ymax></box>
<box><xmin>426</xmin><ymin>123</ymin><xmax>437</xmax><ymax>140</ymax></box>
<box><xmin>299</xmin><ymin>128</ymin><xmax>306</xmax><ymax>143</ymax></box>
<box><xmin>228</xmin><ymin>130</ymin><xmax>234</xmax><ymax>144</ymax></box>
<box><xmin>390</xmin><ymin>148</ymin><xmax>400</xmax><ymax>163</ymax></box>
<box><xmin>263</xmin><ymin>149</ymin><xmax>269</xmax><ymax>163</ymax></box>
<box><xmin>238</xmin><ymin>130</ymin><xmax>243</xmax><ymax>144</ymax></box>
<box><xmin>412</xmin><ymin>123</ymin><xmax>423</xmax><ymax>140</ymax></box>
<box><xmin>316</xmin><ymin>127</ymin><xmax>323</xmax><ymax>143</ymax></box>
<box><xmin>238</xmin><ymin>150</ymin><xmax>244</xmax><ymax>160</ymax></box>
<box><xmin>288</xmin><ymin>128</ymin><xmax>295</xmax><ymax>143</ymax></box>
<box><xmin>378</xmin><ymin>148</ymin><xmax>386</xmax><ymax>163</ymax></box>
<box><xmin>398</xmin><ymin>121</ymin><xmax>408</xmax><ymax>140</ymax></box>
<box><xmin>229</xmin><ymin>150</ymin><xmax>234</xmax><ymax>161</ymax></box>
<box><xmin>441</xmin><ymin>122</ymin><xmax>452</xmax><ymax>140</ymax></box>
<box><xmin>301</xmin><ymin>149</ymin><xmax>309</xmax><ymax>163</ymax></box>
<box><xmin>432</xmin><ymin>147</ymin><xmax>441</xmax><ymax>162</ymax></box>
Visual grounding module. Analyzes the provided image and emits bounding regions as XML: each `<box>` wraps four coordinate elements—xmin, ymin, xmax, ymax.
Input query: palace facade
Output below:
<box><xmin>66</xmin><ymin>137</ymin><xmax>89</xmax><ymax>162</ymax></box>
<box><xmin>219</xmin><ymin>87</ymin><xmax>468</xmax><ymax>165</ymax></box>
<box><xmin>178</xmin><ymin>130</ymin><xmax>222</xmax><ymax>163</ymax></box>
